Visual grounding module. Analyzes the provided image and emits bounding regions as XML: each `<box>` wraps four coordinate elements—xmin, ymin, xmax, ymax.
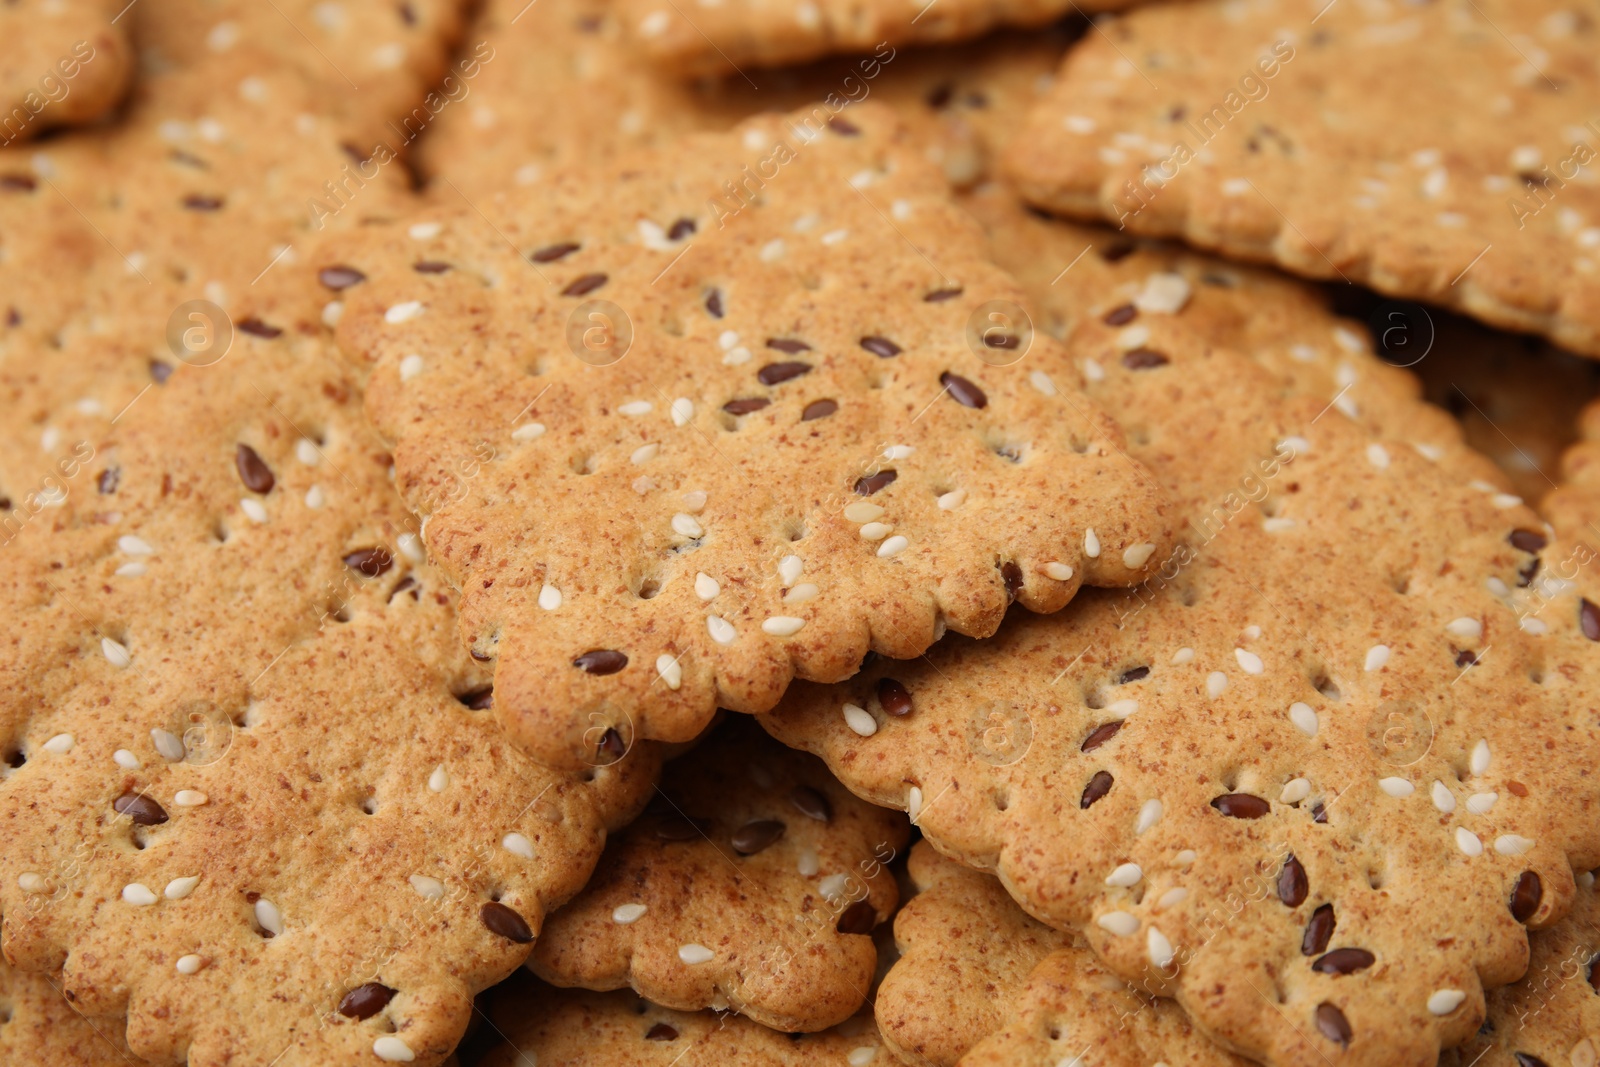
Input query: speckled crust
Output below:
<box><xmin>0</xmin><ymin>0</ymin><xmax>131</xmax><ymax>142</ymax></box>
<box><xmin>618</xmin><ymin>0</ymin><xmax>1135</xmax><ymax>77</ymax></box>
<box><xmin>1545</xmin><ymin>401</ymin><xmax>1600</xmax><ymax>539</ymax></box>
<box><xmin>478</xmin><ymin>978</ymin><xmax>888</xmax><ymax>1066</ymax></box>
<box><xmin>875</xmin><ymin>841</ymin><xmax>1075</xmax><ymax>1066</ymax></box>
<box><xmin>765</xmin><ymin>286</ymin><xmax>1600</xmax><ymax>1064</ymax></box>
<box><xmin>0</xmin><ymin>957</ymin><xmax>133</xmax><ymax>1065</ymax></box>
<box><xmin>531</xmin><ymin>718</ymin><xmax>907</xmax><ymax>1031</ymax></box>
<box><xmin>1442</xmin><ymin>868</ymin><xmax>1600</xmax><ymax>1067</ymax></box>
<box><xmin>332</xmin><ymin>102</ymin><xmax>1177</xmax><ymax>772</ymax></box>
<box><xmin>1005</xmin><ymin>0</ymin><xmax>1600</xmax><ymax>358</ymax></box>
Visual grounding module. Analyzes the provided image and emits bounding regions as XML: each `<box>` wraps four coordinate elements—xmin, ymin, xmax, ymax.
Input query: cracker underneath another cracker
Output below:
<box><xmin>0</xmin><ymin>0</ymin><xmax>132</xmax><ymax>143</ymax></box>
<box><xmin>0</xmin><ymin>957</ymin><xmax>133</xmax><ymax>1065</ymax></box>
<box><xmin>530</xmin><ymin>719</ymin><xmax>908</xmax><ymax>1032</ymax></box>
<box><xmin>334</xmin><ymin>102</ymin><xmax>1176</xmax><ymax>771</ymax></box>
<box><xmin>1007</xmin><ymin>0</ymin><xmax>1600</xmax><ymax>357</ymax></box>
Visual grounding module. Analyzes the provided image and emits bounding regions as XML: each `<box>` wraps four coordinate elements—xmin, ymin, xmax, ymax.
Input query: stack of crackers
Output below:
<box><xmin>3</xmin><ymin>0</ymin><xmax>1599</xmax><ymax>1064</ymax></box>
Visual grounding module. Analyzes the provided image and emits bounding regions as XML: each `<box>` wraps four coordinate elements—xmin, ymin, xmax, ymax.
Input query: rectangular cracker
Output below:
<box><xmin>1006</xmin><ymin>0</ymin><xmax>1600</xmax><ymax>356</ymax></box>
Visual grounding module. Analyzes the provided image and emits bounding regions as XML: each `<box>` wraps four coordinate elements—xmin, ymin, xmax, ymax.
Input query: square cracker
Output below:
<box><xmin>331</xmin><ymin>102</ymin><xmax>1176</xmax><ymax>771</ymax></box>
<box><xmin>1006</xmin><ymin>0</ymin><xmax>1600</xmax><ymax>357</ymax></box>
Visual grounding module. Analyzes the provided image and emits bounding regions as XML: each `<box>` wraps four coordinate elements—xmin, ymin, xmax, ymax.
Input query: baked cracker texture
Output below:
<box><xmin>0</xmin><ymin>955</ymin><xmax>133</xmax><ymax>1064</ymax></box>
<box><xmin>531</xmin><ymin>718</ymin><xmax>908</xmax><ymax>1031</ymax></box>
<box><xmin>0</xmin><ymin>0</ymin><xmax>132</xmax><ymax>143</ymax></box>
<box><xmin>765</xmin><ymin>261</ymin><xmax>1600</xmax><ymax>1064</ymax></box>
<box><xmin>1006</xmin><ymin>0</ymin><xmax>1600</xmax><ymax>357</ymax></box>
<box><xmin>332</xmin><ymin>102</ymin><xmax>1176</xmax><ymax>771</ymax></box>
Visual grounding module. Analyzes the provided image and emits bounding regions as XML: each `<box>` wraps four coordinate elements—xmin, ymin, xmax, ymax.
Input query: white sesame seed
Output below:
<box><xmin>682</xmin><ymin>491</ymin><xmax>707</xmax><ymax>513</ymax></box>
<box><xmin>797</xmin><ymin>848</ymin><xmax>819</xmax><ymax>876</ymax></box>
<box><xmin>860</xmin><ymin>522</ymin><xmax>893</xmax><ymax>541</ymax></box>
<box><xmin>656</xmin><ymin>654</ymin><xmax>682</xmax><ymax>690</ymax></box>
<box><xmin>908</xmin><ymin>785</ymin><xmax>924</xmax><ymax>823</ymax></box>
<box><xmin>1105</xmin><ymin>699</ymin><xmax>1138</xmax><ymax>719</ymax></box>
<box><xmin>1115</xmin><ymin>325</ymin><xmax>1150</xmax><ymax>351</ymax></box>
<box><xmin>1082</xmin><ymin>357</ymin><xmax>1106</xmax><ymax>382</ymax></box>
<box><xmin>1123</xmin><ymin>543</ymin><xmax>1156</xmax><ymax>568</ymax></box>
<box><xmin>152</xmin><ymin>729</ymin><xmax>185</xmax><ymax>761</ymax></box>
<box><xmin>821</xmin><ymin>228</ymin><xmax>849</xmax><ymax>245</ymax></box>
<box><xmin>399</xmin><ymin>355</ymin><xmax>424</xmax><ymax>381</ymax></box>
<box><xmin>848</xmin><ymin>1048</ymin><xmax>877</xmax><ymax>1066</ymax></box>
<box><xmin>722</xmin><ymin>345</ymin><xmax>751</xmax><ymax>366</ymax></box>
<box><xmin>707</xmin><ymin>616</ymin><xmax>736</xmax><ymax>645</ymax></box>
<box><xmin>18</xmin><ymin>872</ymin><xmax>45</xmax><ymax>893</ymax></box>
<box><xmin>1234</xmin><ymin>648</ymin><xmax>1264</xmax><ymax>674</ymax></box>
<box><xmin>165</xmin><ymin>876</ymin><xmax>200</xmax><ymax>900</ymax></box>
<box><xmin>883</xmin><ymin>444</ymin><xmax>914</xmax><ymax>460</ymax></box>
<box><xmin>630</xmin><ymin>443</ymin><xmax>659</xmax><ymax>465</ymax></box>
<box><xmin>1486</xmin><ymin>576</ymin><xmax>1510</xmax><ymax>597</ymax></box>
<box><xmin>779</xmin><ymin>555</ymin><xmax>804</xmax><ymax>585</ymax></box>
<box><xmin>1364</xmin><ymin>645</ymin><xmax>1390</xmax><ymax>671</ymax></box>
<box><xmin>1223</xmin><ymin>177</ymin><xmax>1250</xmax><ymax>196</ymax></box>
<box><xmin>694</xmin><ymin>573</ymin><xmax>719</xmax><ymax>600</ymax></box>
<box><xmin>891</xmin><ymin>199</ymin><xmax>912</xmax><ymax>220</ymax></box>
<box><xmin>1135</xmin><ymin>273</ymin><xmax>1191</xmax><ymax>314</ymax></box>
<box><xmin>101</xmin><ymin>637</ymin><xmax>132</xmax><ymax>669</ymax></box>
<box><xmin>844</xmin><ymin>501</ymin><xmax>884</xmax><ymax>523</ymax></box>
<box><xmin>173</xmin><ymin>790</ymin><xmax>208</xmax><ymax>807</ymax></box>
<box><xmin>618</xmin><ymin>400</ymin><xmax>653</xmax><ymax>417</ymax></box>
<box><xmin>119</xmin><ymin>535</ymin><xmax>155</xmax><ymax>556</ymax></box>
<box><xmin>240</xmin><ymin>498</ymin><xmax>268</xmax><ymax>523</ymax></box>
<box><xmin>1445</xmin><ymin>617</ymin><xmax>1482</xmax><ymax>640</ymax></box>
<box><xmin>1084</xmin><ymin>528</ymin><xmax>1100</xmax><ymax>557</ymax></box>
<box><xmin>409</xmin><ymin>875</ymin><xmax>443</xmax><ymax>899</ymax></box>
<box><xmin>877</xmin><ymin>536</ymin><xmax>909</xmax><ymax>558</ymax></box>
<box><xmin>207</xmin><ymin>21</ymin><xmax>239</xmax><ymax>50</ymax></box>
<box><xmin>670</xmin><ymin>398</ymin><xmax>694</xmax><ymax>426</ymax></box>
<box><xmin>1427</xmin><ymin>989</ymin><xmax>1466</xmax><ymax>1015</ymax></box>
<box><xmin>1097</xmin><ymin>911</ymin><xmax>1139</xmax><ymax>936</ymax></box>
<box><xmin>501</xmin><ymin>832</ymin><xmax>535</xmax><ymax>859</ymax></box>
<box><xmin>842</xmin><ymin>703</ymin><xmax>877</xmax><ymax>736</ymax></box>
<box><xmin>613</xmin><ymin>903</ymin><xmax>648</xmax><ymax>924</ymax></box>
<box><xmin>1029</xmin><ymin>370</ymin><xmax>1057</xmax><ymax>396</ymax></box>
<box><xmin>1106</xmin><ymin>863</ymin><xmax>1142</xmax><ymax>887</ymax></box>
<box><xmin>759</xmin><ymin>239</ymin><xmax>786</xmax><ymax>262</ymax></box>
<box><xmin>1288</xmin><ymin>702</ymin><xmax>1318</xmax><ymax>737</ymax></box>
<box><xmin>639</xmin><ymin>9</ymin><xmax>670</xmax><ymax>33</ymax></box>
<box><xmin>678</xmin><ymin>944</ymin><xmax>714</xmax><ymax>965</ymax></box>
<box><xmin>1280</xmin><ymin>436</ymin><xmax>1310</xmax><ymax>457</ymax></box>
<box><xmin>1366</xmin><ymin>443</ymin><xmax>1390</xmax><ymax>469</ymax></box>
<box><xmin>255</xmin><ymin>899</ymin><xmax>284</xmax><ymax>935</ymax></box>
<box><xmin>1206</xmin><ymin>672</ymin><xmax>1228</xmax><ymax>699</ymax></box>
<box><xmin>784</xmin><ymin>583</ymin><xmax>819</xmax><ymax>603</ymax></box>
<box><xmin>937</xmin><ymin>488</ymin><xmax>967</xmax><ymax>510</ymax></box>
<box><xmin>1044</xmin><ymin>562</ymin><xmax>1074</xmax><ymax>581</ymax></box>
<box><xmin>819</xmin><ymin>874</ymin><xmax>849</xmax><ymax>899</ymax></box>
<box><xmin>1414</xmin><ymin>442</ymin><xmax>1443</xmax><ymax>461</ymax></box>
<box><xmin>848</xmin><ymin>169</ymin><xmax>875</xmax><ymax>189</ymax></box>
<box><xmin>1495</xmin><ymin>834</ymin><xmax>1535</xmax><ymax>856</ymax></box>
<box><xmin>373</xmin><ymin>1036</ymin><xmax>416</xmax><ymax>1062</ymax></box>
<box><xmin>1470</xmin><ymin>739</ymin><xmax>1491</xmax><ymax>775</ymax></box>
<box><xmin>122</xmin><ymin>883</ymin><xmax>158</xmax><ymax>906</ymax></box>
<box><xmin>428</xmin><ymin>765</ymin><xmax>448</xmax><ymax>792</ymax></box>
<box><xmin>1064</xmin><ymin>115</ymin><xmax>1097</xmax><ymax>133</ymax></box>
<box><xmin>1171</xmin><ymin>648</ymin><xmax>1194</xmax><ymax>665</ymax></box>
<box><xmin>1158</xmin><ymin>887</ymin><xmax>1189</xmax><ymax>909</ymax></box>
<box><xmin>1521</xmin><ymin>616</ymin><xmax>1549</xmax><ymax>635</ymax></box>
<box><xmin>303</xmin><ymin>485</ymin><xmax>325</xmax><ymax>509</ymax></box>
<box><xmin>1510</xmin><ymin>145</ymin><xmax>1542</xmax><ymax>170</ymax></box>
<box><xmin>1280</xmin><ymin>778</ymin><xmax>1311</xmax><ymax>803</ymax></box>
<box><xmin>43</xmin><ymin>733</ymin><xmax>74</xmax><ymax>754</ymax></box>
<box><xmin>176</xmin><ymin>954</ymin><xmax>204</xmax><ymax>975</ymax></box>
<box><xmin>1175</xmin><ymin>849</ymin><xmax>1196</xmax><ymax>866</ymax></box>
<box><xmin>1462</xmin><ymin>792</ymin><xmax>1497</xmax><ymax>816</ymax></box>
<box><xmin>1455</xmin><ymin>828</ymin><xmax>1483</xmax><ymax>856</ymax></box>
<box><xmin>671</xmin><ymin>513</ymin><xmax>703</xmax><ymax>538</ymax></box>
<box><xmin>537</xmin><ymin>584</ymin><xmax>562</xmax><ymax>611</ymax></box>
<box><xmin>322</xmin><ymin>301</ymin><xmax>343</xmax><ymax>326</ymax></box>
<box><xmin>115</xmin><ymin>562</ymin><xmax>148</xmax><ymax>577</ymax></box>
<box><xmin>113</xmin><ymin>749</ymin><xmax>141</xmax><ymax>770</ymax></box>
<box><xmin>385</xmin><ymin>301</ymin><xmax>423</xmax><ymax>324</ymax></box>
<box><xmin>1242</xmin><ymin>625</ymin><xmax>1261</xmax><ymax>639</ymax></box>
<box><xmin>512</xmin><ymin>422</ymin><xmax>546</xmax><ymax>442</ymax></box>
<box><xmin>1146</xmin><ymin>927</ymin><xmax>1174</xmax><ymax>968</ymax></box>
<box><xmin>1378</xmin><ymin>777</ymin><xmax>1414</xmax><ymax>798</ymax></box>
<box><xmin>763</xmin><ymin>616</ymin><xmax>806</xmax><ymax>636</ymax></box>
<box><xmin>1432</xmin><ymin>780</ymin><xmax>1456</xmax><ymax>812</ymax></box>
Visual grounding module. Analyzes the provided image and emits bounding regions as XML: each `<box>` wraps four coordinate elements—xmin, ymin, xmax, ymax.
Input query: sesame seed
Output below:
<box><xmin>240</xmin><ymin>498</ymin><xmax>268</xmax><ymax>523</ymax></box>
<box><xmin>537</xmin><ymin>584</ymin><xmax>562</xmax><ymax>611</ymax></box>
<box><xmin>681</xmin><ymin>491</ymin><xmax>707</xmax><ymax>512</ymax></box>
<box><xmin>1495</xmin><ymin>834</ymin><xmax>1535</xmax><ymax>856</ymax></box>
<box><xmin>428</xmin><ymin>766</ymin><xmax>448</xmax><ymax>792</ymax></box>
<box><xmin>1097</xmin><ymin>911</ymin><xmax>1139</xmax><ymax>936</ymax></box>
<box><xmin>1115</xmin><ymin>325</ymin><xmax>1150</xmax><ymax>351</ymax></box>
<box><xmin>694</xmin><ymin>573</ymin><xmax>719</xmax><ymax>600</ymax></box>
<box><xmin>678</xmin><ymin>944</ymin><xmax>714</xmax><ymax>964</ymax></box>
<box><xmin>399</xmin><ymin>355</ymin><xmax>424</xmax><ymax>381</ymax></box>
<box><xmin>322</xmin><ymin>301</ymin><xmax>343</xmax><ymax>326</ymax></box>
<box><xmin>1135</xmin><ymin>272</ymin><xmax>1191</xmax><ymax>314</ymax></box>
<box><xmin>152</xmin><ymin>729</ymin><xmax>185</xmax><ymax>761</ymax></box>
<box><xmin>784</xmin><ymin>583</ymin><xmax>820</xmax><ymax>603</ymax></box>
<box><xmin>619</xmin><ymin>400</ymin><xmax>653</xmax><ymax>416</ymax></box>
<box><xmin>763</xmin><ymin>616</ymin><xmax>806</xmax><ymax>636</ymax></box>
<box><xmin>1432</xmin><ymin>780</ymin><xmax>1456</xmax><ymax>812</ymax></box>
<box><xmin>501</xmin><ymin>832</ymin><xmax>535</xmax><ymax>859</ymax></box>
<box><xmin>891</xmin><ymin>199</ymin><xmax>912</xmax><ymax>220</ymax></box>
<box><xmin>176</xmin><ymin>955</ymin><xmax>204</xmax><ymax>975</ymax></box>
<box><xmin>1492</xmin><ymin>493</ymin><xmax>1522</xmax><ymax>509</ymax></box>
<box><xmin>671</xmin><ymin>513</ymin><xmax>703</xmax><ymax>537</ymax></box>
<box><xmin>670</xmin><ymin>398</ymin><xmax>694</xmax><ymax>426</ymax></box>
<box><xmin>1455</xmin><ymin>828</ymin><xmax>1483</xmax><ymax>856</ymax></box>
<box><xmin>409</xmin><ymin>875</ymin><xmax>444</xmax><ymax>899</ymax></box>
<box><xmin>122</xmin><ymin>883</ymin><xmax>158</xmax><ymax>906</ymax></box>
<box><xmin>1288</xmin><ymin>702</ymin><xmax>1319</xmax><ymax>737</ymax></box>
<box><xmin>822</xmin><ymin>229</ymin><xmax>849</xmax><ymax>245</ymax></box>
<box><xmin>1486</xmin><ymin>576</ymin><xmax>1510</xmax><ymax>596</ymax></box>
<box><xmin>937</xmin><ymin>488</ymin><xmax>967</xmax><ymax>510</ymax></box>
<box><xmin>842</xmin><ymin>703</ymin><xmax>877</xmax><ymax>736</ymax></box>
<box><xmin>304</xmin><ymin>486</ymin><xmax>325</xmax><ymax>509</ymax></box>
<box><xmin>102</xmin><ymin>638</ymin><xmax>131</xmax><ymax>668</ymax></box>
<box><xmin>1136</xmin><ymin>798</ymin><xmax>1162</xmax><ymax>833</ymax></box>
<box><xmin>119</xmin><ymin>535</ymin><xmax>155</xmax><ymax>555</ymax></box>
<box><xmin>113</xmin><ymin>749</ymin><xmax>141</xmax><ymax>770</ymax></box>
<box><xmin>759</xmin><ymin>239</ymin><xmax>786</xmax><ymax>262</ymax></box>
<box><xmin>1064</xmin><ymin>115</ymin><xmax>1097</xmax><ymax>133</ymax></box>
<box><xmin>1106</xmin><ymin>863</ymin><xmax>1142</xmax><ymax>887</ymax></box>
<box><xmin>1206</xmin><ymin>672</ymin><xmax>1228</xmax><ymax>698</ymax></box>
<box><xmin>877</xmin><ymin>536</ymin><xmax>909</xmax><ymax>558</ymax></box>
<box><xmin>385</xmin><ymin>301</ymin><xmax>424</xmax><ymax>324</ymax></box>
<box><xmin>173</xmin><ymin>790</ymin><xmax>208</xmax><ymax>807</ymax></box>
<box><xmin>779</xmin><ymin>555</ymin><xmax>804</xmax><ymax>585</ymax></box>
<box><xmin>115</xmin><ymin>563</ymin><xmax>148</xmax><ymax>577</ymax></box>
<box><xmin>1521</xmin><ymin>617</ymin><xmax>1549</xmax><ymax>635</ymax></box>
<box><xmin>1158</xmin><ymin>887</ymin><xmax>1188</xmax><ymax>908</ymax></box>
<box><xmin>1378</xmin><ymin>777</ymin><xmax>1414</xmax><ymax>798</ymax></box>
<box><xmin>18</xmin><ymin>873</ymin><xmax>45</xmax><ymax>893</ymax></box>
<box><xmin>1465</xmin><ymin>792</ymin><xmax>1498</xmax><ymax>815</ymax></box>
<box><xmin>848</xmin><ymin>1048</ymin><xmax>877</xmax><ymax>1066</ymax></box>
<box><xmin>512</xmin><ymin>422</ymin><xmax>546</xmax><ymax>442</ymax></box>
<box><xmin>797</xmin><ymin>848</ymin><xmax>819</xmax><ymax>876</ymax></box>
<box><xmin>1175</xmin><ymin>849</ymin><xmax>1196</xmax><ymax>866</ymax></box>
<box><xmin>43</xmin><ymin>733</ymin><xmax>74</xmax><ymax>754</ymax></box>
<box><xmin>1364</xmin><ymin>645</ymin><xmax>1390</xmax><ymax>671</ymax></box>
<box><xmin>883</xmin><ymin>444</ymin><xmax>914</xmax><ymax>460</ymax></box>
<box><xmin>1146</xmin><ymin>927</ymin><xmax>1174</xmax><ymax>968</ymax></box>
<box><xmin>255</xmin><ymin>899</ymin><xmax>284</xmax><ymax>935</ymax></box>
<box><xmin>656</xmin><ymin>654</ymin><xmax>682</xmax><ymax>690</ymax></box>
<box><xmin>1445</xmin><ymin>617</ymin><xmax>1482</xmax><ymax>639</ymax></box>
<box><xmin>1414</xmin><ymin>443</ymin><xmax>1443</xmax><ymax>461</ymax></box>
<box><xmin>908</xmin><ymin>785</ymin><xmax>924</xmax><ymax>823</ymax></box>
<box><xmin>1030</xmin><ymin>370</ymin><xmax>1057</xmax><ymax>396</ymax></box>
<box><xmin>819</xmin><ymin>873</ymin><xmax>849</xmax><ymax>899</ymax></box>
<box><xmin>1106</xmin><ymin>699</ymin><xmax>1138</xmax><ymax>719</ymax></box>
<box><xmin>1470</xmin><ymin>739</ymin><xmax>1491</xmax><ymax>775</ymax></box>
<box><xmin>165</xmin><ymin>876</ymin><xmax>200</xmax><ymax>900</ymax></box>
<box><xmin>860</xmin><ymin>522</ymin><xmax>893</xmax><ymax>541</ymax></box>
<box><xmin>1234</xmin><ymin>648</ymin><xmax>1264</xmax><ymax>674</ymax></box>
<box><xmin>1280</xmin><ymin>436</ymin><xmax>1310</xmax><ymax>457</ymax></box>
<box><xmin>1242</xmin><ymin>625</ymin><xmax>1261</xmax><ymax>639</ymax></box>
<box><xmin>409</xmin><ymin>221</ymin><xmax>442</xmax><ymax>240</ymax></box>
<box><xmin>1085</xmin><ymin>528</ymin><xmax>1101</xmax><ymax>557</ymax></box>
<box><xmin>1280</xmin><ymin>778</ymin><xmax>1311</xmax><ymax>803</ymax></box>
<box><xmin>630</xmin><ymin>443</ymin><xmax>659</xmax><ymax>465</ymax></box>
<box><xmin>1123</xmin><ymin>543</ymin><xmax>1156</xmax><ymax>568</ymax></box>
<box><xmin>373</xmin><ymin>1036</ymin><xmax>415</xmax><ymax>1062</ymax></box>
<box><xmin>1427</xmin><ymin>989</ymin><xmax>1465</xmax><ymax>1015</ymax></box>
<box><xmin>706</xmin><ymin>616</ymin><xmax>736</xmax><ymax>645</ymax></box>
<box><xmin>613</xmin><ymin>903</ymin><xmax>648</xmax><ymax>924</ymax></box>
<box><xmin>395</xmin><ymin>533</ymin><xmax>424</xmax><ymax>564</ymax></box>
<box><xmin>1171</xmin><ymin>647</ymin><xmax>1194</xmax><ymax>664</ymax></box>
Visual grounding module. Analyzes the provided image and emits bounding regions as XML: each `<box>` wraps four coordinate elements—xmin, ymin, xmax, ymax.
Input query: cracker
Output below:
<box><xmin>0</xmin><ymin>957</ymin><xmax>133</xmax><ymax>1065</ymax></box>
<box><xmin>332</xmin><ymin>102</ymin><xmax>1176</xmax><ymax>771</ymax></box>
<box><xmin>477</xmin><ymin>975</ymin><xmax>888</xmax><ymax>1066</ymax></box>
<box><xmin>0</xmin><ymin>0</ymin><xmax>132</xmax><ymax>143</ymax></box>
<box><xmin>530</xmin><ymin>718</ymin><xmax>908</xmax><ymax>1032</ymax></box>
<box><xmin>1548</xmin><ymin>400</ymin><xmax>1600</xmax><ymax>539</ymax></box>
<box><xmin>1006</xmin><ymin>0</ymin><xmax>1600</xmax><ymax>357</ymax></box>
<box><xmin>765</xmin><ymin>267</ymin><xmax>1600</xmax><ymax>1063</ymax></box>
